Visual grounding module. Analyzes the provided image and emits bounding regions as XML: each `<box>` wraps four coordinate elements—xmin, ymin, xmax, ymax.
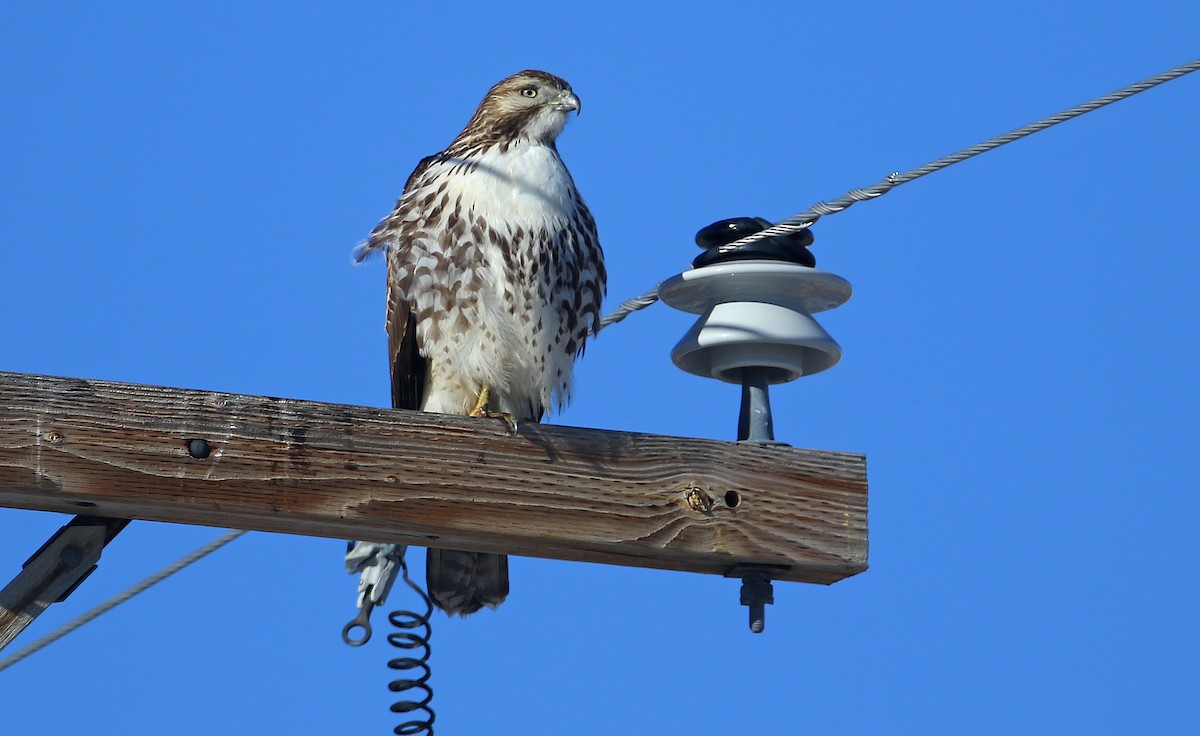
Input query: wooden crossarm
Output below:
<box><xmin>0</xmin><ymin>371</ymin><xmax>868</xmax><ymax>585</ymax></box>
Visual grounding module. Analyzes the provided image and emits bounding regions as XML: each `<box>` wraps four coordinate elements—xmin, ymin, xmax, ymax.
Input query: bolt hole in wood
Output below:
<box><xmin>724</xmin><ymin>490</ymin><xmax>741</xmax><ymax>508</ymax></box>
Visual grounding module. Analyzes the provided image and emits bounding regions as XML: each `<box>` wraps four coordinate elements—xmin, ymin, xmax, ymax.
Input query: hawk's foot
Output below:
<box><xmin>469</xmin><ymin>385</ymin><xmax>493</xmax><ymax>418</ymax></box>
<box><xmin>493</xmin><ymin>412</ymin><xmax>519</xmax><ymax>436</ymax></box>
<box><xmin>469</xmin><ymin>385</ymin><xmax>518</xmax><ymax>435</ymax></box>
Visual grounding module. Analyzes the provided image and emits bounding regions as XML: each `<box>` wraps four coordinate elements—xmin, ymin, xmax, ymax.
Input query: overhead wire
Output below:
<box><xmin>0</xmin><ymin>529</ymin><xmax>246</xmax><ymax>672</ymax></box>
<box><xmin>596</xmin><ymin>56</ymin><xmax>1200</xmax><ymax>331</ymax></box>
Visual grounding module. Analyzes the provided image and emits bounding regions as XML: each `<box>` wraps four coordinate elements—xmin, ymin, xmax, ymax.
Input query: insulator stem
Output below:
<box><xmin>737</xmin><ymin>367</ymin><xmax>775</xmax><ymax>443</ymax></box>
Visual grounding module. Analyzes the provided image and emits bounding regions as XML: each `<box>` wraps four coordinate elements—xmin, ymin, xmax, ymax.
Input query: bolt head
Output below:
<box><xmin>60</xmin><ymin>545</ymin><xmax>84</xmax><ymax>568</ymax></box>
<box><xmin>187</xmin><ymin>439</ymin><xmax>212</xmax><ymax>459</ymax></box>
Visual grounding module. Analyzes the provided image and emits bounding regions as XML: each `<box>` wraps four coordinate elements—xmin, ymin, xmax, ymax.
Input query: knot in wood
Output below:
<box><xmin>684</xmin><ymin>485</ymin><xmax>714</xmax><ymax>514</ymax></box>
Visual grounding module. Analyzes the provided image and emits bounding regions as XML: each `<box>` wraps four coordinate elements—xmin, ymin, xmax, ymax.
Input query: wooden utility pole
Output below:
<box><xmin>0</xmin><ymin>370</ymin><xmax>867</xmax><ymax>638</ymax></box>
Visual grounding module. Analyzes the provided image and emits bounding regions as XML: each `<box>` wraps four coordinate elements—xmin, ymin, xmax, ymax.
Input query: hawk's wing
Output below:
<box><xmin>372</xmin><ymin>156</ymin><xmax>441</xmax><ymax>412</ymax></box>
<box><xmin>386</xmin><ymin>296</ymin><xmax>425</xmax><ymax>411</ymax></box>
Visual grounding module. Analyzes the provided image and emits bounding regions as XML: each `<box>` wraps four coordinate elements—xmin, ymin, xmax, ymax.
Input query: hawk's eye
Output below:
<box><xmin>520</xmin><ymin>86</ymin><xmax>538</xmax><ymax>98</ymax></box>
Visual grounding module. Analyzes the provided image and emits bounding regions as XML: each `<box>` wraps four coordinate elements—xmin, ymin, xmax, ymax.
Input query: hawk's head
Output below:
<box><xmin>459</xmin><ymin>70</ymin><xmax>581</xmax><ymax>147</ymax></box>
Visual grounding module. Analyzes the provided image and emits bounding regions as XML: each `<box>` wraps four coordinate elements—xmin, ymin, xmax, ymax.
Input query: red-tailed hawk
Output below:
<box><xmin>356</xmin><ymin>70</ymin><xmax>606</xmax><ymax>615</ymax></box>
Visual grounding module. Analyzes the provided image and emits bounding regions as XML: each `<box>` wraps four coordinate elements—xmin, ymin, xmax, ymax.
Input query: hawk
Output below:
<box><xmin>356</xmin><ymin>70</ymin><xmax>606</xmax><ymax>615</ymax></box>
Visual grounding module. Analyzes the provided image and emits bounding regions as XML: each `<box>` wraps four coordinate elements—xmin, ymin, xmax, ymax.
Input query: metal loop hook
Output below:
<box><xmin>342</xmin><ymin>598</ymin><xmax>376</xmax><ymax>646</ymax></box>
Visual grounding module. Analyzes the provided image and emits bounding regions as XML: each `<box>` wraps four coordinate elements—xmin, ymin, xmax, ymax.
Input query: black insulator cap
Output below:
<box><xmin>692</xmin><ymin>216</ymin><xmax>815</xmax><ymax>268</ymax></box>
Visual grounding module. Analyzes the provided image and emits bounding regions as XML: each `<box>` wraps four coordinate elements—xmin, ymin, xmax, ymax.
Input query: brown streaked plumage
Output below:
<box><xmin>356</xmin><ymin>70</ymin><xmax>605</xmax><ymax>615</ymax></box>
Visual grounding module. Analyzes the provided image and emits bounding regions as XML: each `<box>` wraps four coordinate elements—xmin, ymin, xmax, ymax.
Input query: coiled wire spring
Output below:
<box><xmin>387</xmin><ymin>558</ymin><xmax>436</xmax><ymax>735</ymax></box>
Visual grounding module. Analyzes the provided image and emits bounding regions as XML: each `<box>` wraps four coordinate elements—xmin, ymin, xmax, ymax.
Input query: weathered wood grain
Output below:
<box><xmin>0</xmin><ymin>371</ymin><xmax>868</xmax><ymax>584</ymax></box>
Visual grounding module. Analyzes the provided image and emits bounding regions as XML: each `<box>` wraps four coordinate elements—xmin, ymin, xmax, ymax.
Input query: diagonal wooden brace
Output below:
<box><xmin>0</xmin><ymin>515</ymin><xmax>129</xmax><ymax>651</ymax></box>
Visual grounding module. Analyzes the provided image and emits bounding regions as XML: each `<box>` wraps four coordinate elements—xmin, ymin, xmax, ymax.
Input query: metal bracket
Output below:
<box><xmin>342</xmin><ymin>541</ymin><xmax>406</xmax><ymax>646</ymax></box>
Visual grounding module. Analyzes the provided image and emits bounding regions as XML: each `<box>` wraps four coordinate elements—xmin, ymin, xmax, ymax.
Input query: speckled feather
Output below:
<box><xmin>357</xmin><ymin>70</ymin><xmax>605</xmax><ymax>615</ymax></box>
<box><xmin>360</xmin><ymin>70</ymin><xmax>605</xmax><ymax>422</ymax></box>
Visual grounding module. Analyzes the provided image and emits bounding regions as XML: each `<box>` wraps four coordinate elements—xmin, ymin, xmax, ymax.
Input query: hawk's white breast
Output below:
<box><xmin>446</xmin><ymin>143</ymin><xmax>577</xmax><ymax>223</ymax></box>
<box><xmin>412</xmin><ymin>140</ymin><xmax>593</xmax><ymax>419</ymax></box>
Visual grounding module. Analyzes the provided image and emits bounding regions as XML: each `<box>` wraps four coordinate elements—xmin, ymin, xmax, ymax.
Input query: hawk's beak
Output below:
<box><xmin>555</xmin><ymin>90</ymin><xmax>580</xmax><ymax>114</ymax></box>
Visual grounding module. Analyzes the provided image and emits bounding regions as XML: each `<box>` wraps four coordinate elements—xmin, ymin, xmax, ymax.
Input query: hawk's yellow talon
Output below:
<box><xmin>469</xmin><ymin>385</ymin><xmax>518</xmax><ymax>434</ymax></box>
<box><xmin>469</xmin><ymin>385</ymin><xmax>492</xmax><ymax>418</ymax></box>
<box><xmin>498</xmin><ymin>414</ymin><xmax>519</xmax><ymax>435</ymax></box>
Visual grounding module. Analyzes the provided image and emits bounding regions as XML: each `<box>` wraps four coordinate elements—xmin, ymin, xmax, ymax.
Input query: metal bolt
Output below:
<box><xmin>60</xmin><ymin>544</ymin><xmax>84</xmax><ymax>568</ymax></box>
<box><xmin>187</xmin><ymin>438</ymin><xmax>212</xmax><ymax>459</ymax></box>
<box><xmin>739</xmin><ymin>572</ymin><xmax>775</xmax><ymax>634</ymax></box>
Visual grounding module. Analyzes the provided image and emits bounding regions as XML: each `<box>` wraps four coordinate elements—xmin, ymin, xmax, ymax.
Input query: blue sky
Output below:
<box><xmin>2</xmin><ymin>2</ymin><xmax>1198</xmax><ymax>733</ymax></box>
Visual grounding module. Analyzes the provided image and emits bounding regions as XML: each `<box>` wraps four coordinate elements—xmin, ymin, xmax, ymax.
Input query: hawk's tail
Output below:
<box><xmin>425</xmin><ymin>549</ymin><xmax>509</xmax><ymax>615</ymax></box>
